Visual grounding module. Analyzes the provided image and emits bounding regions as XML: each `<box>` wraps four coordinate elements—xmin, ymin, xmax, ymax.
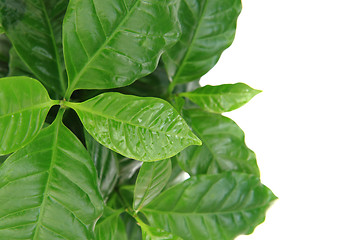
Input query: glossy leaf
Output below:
<box><xmin>95</xmin><ymin>207</ymin><xmax>127</xmax><ymax>240</ymax></box>
<box><xmin>65</xmin><ymin>92</ymin><xmax>201</xmax><ymax>161</ymax></box>
<box><xmin>142</xmin><ymin>172</ymin><xmax>277</xmax><ymax>240</ymax></box>
<box><xmin>0</xmin><ymin>116</ymin><xmax>104</xmax><ymax>239</ymax></box>
<box><xmin>118</xmin><ymin>156</ymin><xmax>142</xmax><ymax>185</ymax></box>
<box><xmin>134</xmin><ymin>159</ymin><xmax>172</xmax><ymax>211</ymax></box>
<box><xmin>0</xmin><ymin>77</ymin><xmax>54</xmax><ymax>155</ymax></box>
<box><xmin>85</xmin><ymin>131</ymin><xmax>119</xmax><ymax>200</ymax></box>
<box><xmin>163</xmin><ymin>0</ymin><xmax>242</xmax><ymax>85</ymax></box>
<box><xmin>180</xmin><ymin>83</ymin><xmax>261</xmax><ymax>113</ymax></box>
<box><xmin>0</xmin><ymin>0</ymin><xmax>68</xmax><ymax>98</ymax></box>
<box><xmin>140</xmin><ymin>222</ymin><xmax>183</xmax><ymax>240</ymax></box>
<box><xmin>177</xmin><ymin>109</ymin><xmax>260</xmax><ymax>176</ymax></box>
<box><xmin>63</xmin><ymin>0</ymin><xmax>180</xmax><ymax>96</ymax></box>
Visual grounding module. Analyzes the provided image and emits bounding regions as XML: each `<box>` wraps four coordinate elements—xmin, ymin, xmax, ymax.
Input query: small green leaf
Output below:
<box><xmin>65</xmin><ymin>92</ymin><xmax>201</xmax><ymax>161</ymax></box>
<box><xmin>0</xmin><ymin>0</ymin><xmax>68</xmax><ymax>98</ymax></box>
<box><xmin>180</xmin><ymin>83</ymin><xmax>261</xmax><ymax>113</ymax></box>
<box><xmin>85</xmin><ymin>131</ymin><xmax>119</xmax><ymax>200</ymax></box>
<box><xmin>0</xmin><ymin>76</ymin><xmax>54</xmax><ymax>155</ymax></box>
<box><xmin>142</xmin><ymin>172</ymin><xmax>277</xmax><ymax>240</ymax></box>
<box><xmin>134</xmin><ymin>159</ymin><xmax>172</xmax><ymax>211</ymax></box>
<box><xmin>178</xmin><ymin>109</ymin><xmax>260</xmax><ymax>176</ymax></box>
<box><xmin>95</xmin><ymin>207</ymin><xmax>127</xmax><ymax>240</ymax></box>
<box><xmin>63</xmin><ymin>0</ymin><xmax>180</xmax><ymax>96</ymax></box>
<box><xmin>163</xmin><ymin>0</ymin><xmax>242</xmax><ymax>85</ymax></box>
<box><xmin>0</xmin><ymin>116</ymin><xmax>104</xmax><ymax>239</ymax></box>
<box><xmin>140</xmin><ymin>222</ymin><xmax>183</xmax><ymax>240</ymax></box>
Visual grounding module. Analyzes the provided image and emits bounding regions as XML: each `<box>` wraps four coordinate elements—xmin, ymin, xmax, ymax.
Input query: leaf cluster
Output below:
<box><xmin>0</xmin><ymin>0</ymin><xmax>276</xmax><ymax>239</ymax></box>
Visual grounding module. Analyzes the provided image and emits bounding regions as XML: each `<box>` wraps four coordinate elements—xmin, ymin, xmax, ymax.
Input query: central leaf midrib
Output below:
<box><xmin>0</xmin><ymin>102</ymin><xmax>52</xmax><ymax>120</ymax></box>
<box><xmin>72</xmin><ymin>104</ymin><xmax>194</xmax><ymax>140</ymax></box>
<box><xmin>32</xmin><ymin>121</ymin><xmax>60</xmax><ymax>238</ymax></box>
<box><xmin>172</xmin><ymin>0</ymin><xmax>209</xmax><ymax>83</ymax></box>
<box><xmin>182</xmin><ymin>92</ymin><xmax>249</xmax><ymax>97</ymax></box>
<box><xmin>135</xmin><ymin>164</ymin><xmax>156</xmax><ymax>211</ymax></box>
<box><xmin>67</xmin><ymin>0</ymin><xmax>141</xmax><ymax>94</ymax></box>
<box><xmin>39</xmin><ymin>0</ymin><xmax>66</xmax><ymax>95</ymax></box>
<box><xmin>142</xmin><ymin>204</ymin><xmax>266</xmax><ymax>216</ymax></box>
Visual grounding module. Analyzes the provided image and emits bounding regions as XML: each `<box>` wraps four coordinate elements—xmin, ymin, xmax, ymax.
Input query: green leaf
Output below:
<box><xmin>164</xmin><ymin>157</ymin><xmax>189</xmax><ymax>190</ymax></box>
<box><xmin>119</xmin><ymin>185</ymin><xmax>135</xmax><ymax>209</ymax></box>
<box><xmin>63</xmin><ymin>0</ymin><xmax>180</xmax><ymax>96</ymax></box>
<box><xmin>118</xmin><ymin>156</ymin><xmax>142</xmax><ymax>185</ymax></box>
<box><xmin>85</xmin><ymin>130</ymin><xmax>119</xmax><ymax>201</ymax></box>
<box><xmin>163</xmin><ymin>0</ymin><xmax>242</xmax><ymax>85</ymax></box>
<box><xmin>170</xmin><ymin>96</ymin><xmax>185</xmax><ymax>113</ymax></box>
<box><xmin>95</xmin><ymin>207</ymin><xmax>127</xmax><ymax>240</ymax></box>
<box><xmin>7</xmin><ymin>48</ymin><xmax>35</xmax><ymax>78</ymax></box>
<box><xmin>0</xmin><ymin>76</ymin><xmax>54</xmax><ymax>155</ymax></box>
<box><xmin>65</xmin><ymin>92</ymin><xmax>201</xmax><ymax>161</ymax></box>
<box><xmin>134</xmin><ymin>159</ymin><xmax>172</xmax><ymax>211</ymax></box>
<box><xmin>119</xmin><ymin>61</ymin><xmax>170</xmax><ymax>98</ymax></box>
<box><xmin>123</xmin><ymin>212</ymin><xmax>143</xmax><ymax>240</ymax></box>
<box><xmin>142</xmin><ymin>172</ymin><xmax>277</xmax><ymax>240</ymax></box>
<box><xmin>177</xmin><ymin>109</ymin><xmax>260</xmax><ymax>176</ymax></box>
<box><xmin>140</xmin><ymin>222</ymin><xmax>183</xmax><ymax>240</ymax></box>
<box><xmin>180</xmin><ymin>83</ymin><xmax>261</xmax><ymax>113</ymax></box>
<box><xmin>0</xmin><ymin>0</ymin><xmax>68</xmax><ymax>98</ymax></box>
<box><xmin>0</xmin><ymin>116</ymin><xmax>104</xmax><ymax>239</ymax></box>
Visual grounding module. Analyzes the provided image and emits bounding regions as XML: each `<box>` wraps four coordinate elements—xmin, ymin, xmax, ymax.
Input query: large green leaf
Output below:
<box><xmin>0</xmin><ymin>76</ymin><xmax>54</xmax><ymax>155</ymax></box>
<box><xmin>85</xmin><ymin>131</ymin><xmax>119</xmax><ymax>200</ymax></box>
<box><xmin>0</xmin><ymin>115</ymin><xmax>104</xmax><ymax>239</ymax></box>
<box><xmin>63</xmin><ymin>0</ymin><xmax>180</xmax><ymax>97</ymax></box>
<box><xmin>180</xmin><ymin>83</ymin><xmax>261</xmax><ymax>113</ymax></box>
<box><xmin>133</xmin><ymin>159</ymin><xmax>172</xmax><ymax>211</ymax></box>
<box><xmin>0</xmin><ymin>0</ymin><xmax>68</xmax><ymax>98</ymax></box>
<box><xmin>65</xmin><ymin>92</ymin><xmax>201</xmax><ymax>161</ymax></box>
<box><xmin>142</xmin><ymin>172</ymin><xmax>276</xmax><ymax>240</ymax></box>
<box><xmin>140</xmin><ymin>222</ymin><xmax>183</xmax><ymax>240</ymax></box>
<box><xmin>177</xmin><ymin>109</ymin><xmax>260</xmax><ymax>176</ymax></box>
<box><xmin>7</xmin><ymin>47</ymin><xmax>35</xmax><ymax>78</ymax></box>
<box><xmin>163</xmin><ymin>0</ymin><xmax>242</xmax><ymax>86</ymax></box>
<box><xmin>95</xmin><ymin>207</ymin><xmax>127</xmax><ymax>240</ymax></box>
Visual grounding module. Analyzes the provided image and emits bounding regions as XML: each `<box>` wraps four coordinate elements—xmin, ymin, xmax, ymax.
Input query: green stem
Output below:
<box><xmin>167</xmin><ymin>81</ymin><xmax>176</xmax><ymax>96</ymax></box>
<box><xmin>64</xmin><ymin>88</ymin><xmax>73</xmax><ymax>101</ymax></box>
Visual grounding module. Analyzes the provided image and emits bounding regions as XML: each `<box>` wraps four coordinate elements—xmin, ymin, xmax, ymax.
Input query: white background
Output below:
<box><xmin>201</xmin><ymin>0</ymin><xmax>360</xmax><ymax>239</ymax></box>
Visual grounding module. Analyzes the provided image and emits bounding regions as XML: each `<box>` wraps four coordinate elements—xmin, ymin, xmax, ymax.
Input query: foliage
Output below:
<box><xmin>0</xmin><ymin>0</ymin><xmax>276</xmax><ymax>239</ymax></box>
